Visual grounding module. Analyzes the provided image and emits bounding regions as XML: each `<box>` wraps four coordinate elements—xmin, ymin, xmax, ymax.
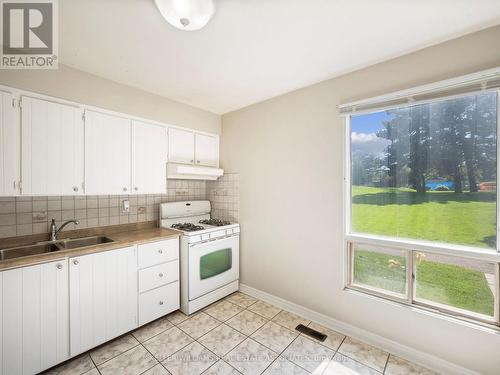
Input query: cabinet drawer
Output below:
<box><xmin>138</xmin><ymin>238</ymin><xmax>179</xmax><ymax>268</ymax></box>
<box><xmin>138</xmin><ymin>282</ymin><xmax>179</xmax><ymax>325</ymax></box>
<box><xmin>139</xmin><ymin>260</ymin><xmax>179</xmax><ymax>293</ymax></box>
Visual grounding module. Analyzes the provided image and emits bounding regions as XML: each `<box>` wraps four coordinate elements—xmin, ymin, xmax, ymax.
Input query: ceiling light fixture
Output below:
<box><xmin>154</xmin><ymin>0</ymin><xmax>215</xmax><ymax>31</ymax></box>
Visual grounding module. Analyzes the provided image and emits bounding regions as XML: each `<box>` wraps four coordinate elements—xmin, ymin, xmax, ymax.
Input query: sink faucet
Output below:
<box><xmin>49</xmin><ymin>218</ymin><xmax>80</xmax><ymax>241</ymax></box>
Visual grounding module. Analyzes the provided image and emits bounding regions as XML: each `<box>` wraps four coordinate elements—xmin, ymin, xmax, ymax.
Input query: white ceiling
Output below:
<box><xmin>60</xmin><ymin>0</ymin><xmax>500</xmax><ymax>114</ymax></box>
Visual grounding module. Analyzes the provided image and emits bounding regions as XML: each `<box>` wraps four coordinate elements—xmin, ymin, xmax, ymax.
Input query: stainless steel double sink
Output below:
<box><xmin>0</xmin><ymin>236</ymin><xmax>115</xmax><ymax>261</ymax></box>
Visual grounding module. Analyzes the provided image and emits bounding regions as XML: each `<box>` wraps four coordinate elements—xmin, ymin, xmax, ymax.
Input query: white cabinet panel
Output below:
<box><xmin>168</xmin><ymin>127</ymin><xmax>195</xmax><ymax>165</ymax></box>
<box><xmin>21</xmin><ymin>96</ymin><xmax>84</xmax><ymax>196</ymax></box>
<box><xmin>131</xmin><ymin>120</ymin><xmax>167</xmax><ymax>194</ymax></box>
<box><xmin>84</xmin><ymin>110</ymin><xmax>131</xmax><ymax>195</ymax></box>
<box><xmin>0</xmin><ymin>259</ymin><xmax>69</xmax><ymax>375</ymax></box>
<box><xmin>0</xmin><ymin>92</ymin><xmax>20</xmax><ymax>196</ymax></box>
<box><xmin>195</xmin><ymin>133</ymin><xmax>219</xmax><ymax>167</ymax></box>
<box><xmin>69</xmin><ymin>246</ymin><xmax>137</xmax><ymax>356</ymax></box>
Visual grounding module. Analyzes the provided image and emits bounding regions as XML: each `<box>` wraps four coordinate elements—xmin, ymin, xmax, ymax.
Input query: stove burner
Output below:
<box><xmin>171</xmin><ymin>223</ymin><xmax>205</xmax><ymax>232</ymax></box>
<box><xmin>199</xmin><ymin>218</ymin><xmax>231</xmax><ymax>227</ymax></box>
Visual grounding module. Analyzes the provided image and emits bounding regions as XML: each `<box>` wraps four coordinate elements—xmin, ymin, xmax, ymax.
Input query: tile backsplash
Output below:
<box><xmin>0</xmin><ymin>180</ymin><xmax>207</xmax><ymax>238</ymax></box>
<box><xmin>0</xmin><ymin>175</ymin><xmax>240</xmax><ymax>239</ymax></box>
<box><xmin>207</xmin><ymin>173</ymin><xmax>240</xmax><ymax>222</ymax></box>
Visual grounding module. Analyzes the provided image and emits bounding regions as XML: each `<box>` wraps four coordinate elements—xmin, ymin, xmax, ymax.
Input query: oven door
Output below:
<box><xmin>188</xmin><ymin>235</ymin><xmax>239</xmax><ymax>301</ymax></box>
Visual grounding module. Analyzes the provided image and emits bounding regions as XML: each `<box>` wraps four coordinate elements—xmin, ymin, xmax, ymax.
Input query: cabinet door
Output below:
<box><xmin>85</xmin><ymin>110</ymin><xmax>131</xmax><ymax>194</ymax></box>
<box><xmin>168</xmin><ymin>127</ymin><xmax>195</xmax><ymax>165</ymax></box>
<box><xmin>69</xmin><ymin>246</ymin><xmax>137</xmax><ymax>356</ymax></box>
<box><xmin>131</xmin><ymin>120</ymin><xmax>167</xmax><ymax>194</ymax></box>
<box><xmin>21</xmin><ymin>96</ymin><xmax>84</xmax><ymax>196</ymax></box>
<box><xmin>0</xmin><ymin>260</ymin><xmax>69</xmax><ymax>375</ymax></box>
<box><xmin>195</xmin><ymin>133</ymin><xmax>219</xmax><ymax>167</ymax></box>
<box><xmin>0</xmin><ymin>92</ymin><xmax>20</xmax><ymax>196</ymax></box>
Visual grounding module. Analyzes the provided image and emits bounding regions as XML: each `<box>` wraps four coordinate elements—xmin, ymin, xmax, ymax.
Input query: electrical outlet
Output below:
<box><xmin>138</xmin><ymin>206</ymin><xmax>146</xmax><ymax>214</ymax></box>
<box><xmin>122</xmin><ymin>199</ymin><xmax>130</xmax><ymax>213</ymax></box>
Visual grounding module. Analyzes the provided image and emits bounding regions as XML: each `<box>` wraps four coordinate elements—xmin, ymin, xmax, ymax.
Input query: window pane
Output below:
<box><xmin>200</xmin><ymin>248</ymin><xmax>232</xmax><ymax>280</ymax></box>
<box><xmin>352</xmin><ymin>243</ymin><xmax>408</xmax><ymax>297</ymax></box>
<box><xmin>351</xmin><ymin>92</ymin><xmax>497</xmax><ymax>249</ymax></box>
<box><xmin>414</xmin><ymin>252</ymin><xmax>497</xmax><ymax>318</ymax></box>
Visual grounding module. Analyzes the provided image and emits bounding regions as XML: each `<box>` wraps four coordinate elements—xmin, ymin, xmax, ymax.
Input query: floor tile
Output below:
<box><xmin>248</xmin><ymin>301</ymin><xmax>282</xmax><ymax>319</ymax></box>
<box><xmin>338</xmin><ymin>337</ymin><xmax>388</xmax><ymax>373</ymax></box>
<box><xmin>133</xmin><ymin>316</ymin><xmax>174</xmax><ymax>342</ymax></box>
<box><xmin>143</xmin><ymin>326</ymin><xmax>194</xmax><ymax>362</ymax></box>
<box><xmin>166</xmin><ymin>310</ymin><xmax>190</xmax><ymax>325</ymax></box>
<box><xmin>312</xmin><ymin>353</ymin><xmax>380</xmax><ymax>375</ymax></box>
<box><xmin>203</xmin><ymin>360</ymin><xmax>242</xmax><ymax>375</ymax></box>
<box><xmin>251</xmin><ymin>321</ymin><xmax>298</xmax><ymax>353</ymax></box>
<box><xmin>163</xmin><ymin>341</ymin><xmax>218</xmax><ymax>375</ymax></box>
<box><xmin>226</xmin><ymin>310</ymin><xmax>268</xmax><ymax>335</ymax></box>
<box><xmin>98</xmin><ymin>345</ymin><xmax>158</xmax><ymax>375</ymax></box>
<box><xmin>224</xmin><ymin>338</ymin><xmax>279</xmax><ymax>374</ymax></box>
<box><xmin>82</xmin><ymin>369</ymin><xmax>99</xmax><ymax>375</ymax></box>
<box><xmin>43</xmin><ymin>354</ymin><xmax>95</xmax><ymax>375</ymax></box>
<box><xmin>199</xmin><ymin>323</ymin><xmax>247</xmax><ymax>356</ymax></box>
<box><xmin>271</xmin><ymin>310</ymin><xmax>310</xmax><ymax>331</ymax></box>
<box><xmin>225</xmin><ymin>292</ymin><xmax>258</xmax><ymax>308</ymax></box>
<box><xmin>385</xmin><ymin>355</ymin><xmax>438</xmax><ymax>375</ymax></box>
<box><xmin>90</xmin><ymin>334</ymin><xmax>139</xmax><ymax>365</ymax></box>
<box><xmin>305</xmin><ymin>322</ymin><xmax>345</xmax><ymax>351</ymax></box>
<box><xmin>282</xmin><ymin>335</ymin><xmax>335</xmax><ymax>373</ymax></box>
<box><xmin>263</xmin><ymin>357</ymin><xmax>309</xmax><ymax>375</ymax></box>
<box><xmin>205</xmin><ymin>300</ymin><xmax>244</xmax><ymax>322</ymax></box>
<box><xmin>142</xmin><ymin>364</ymin><xmax>172</xmax><ymax>375</ymax></box>
<box><xmin>178</xmin><ymin>312</ymin><xmax>221</xmax><ymax>339</ymax></box>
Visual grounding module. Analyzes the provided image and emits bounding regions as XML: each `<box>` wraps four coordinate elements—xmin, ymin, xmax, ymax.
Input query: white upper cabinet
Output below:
<box><xmin>21</xmin><ymin>96</ymin><xmax>84</xmax><ymax>196</ymax></box>
<box><xmin>195</xmin><ymin>133</ymin><xmax>219</xmax><ymax>167</ymax></box>
<box><xmin>131</xmin><ymin>120</ymin><xmax>167</xmax><ymax>194</ymax></box>
<box><xmin>0</xmin><ymin>92</ymin><xmax>20</xmax><ymax>196</ymax></box>
<box><xmin>85</xmin><ymin>110</ymin><xmax>131</xmax><ymax>195</ymax></box>
<box><xmin>168</xmin><ymin>127</ymin><xmax>195</xmax><ymax>164</ymax></box>
<box><xmin>0</xmin><ymin>259</ymin><xmax>69</xmax><ymax>375</ymax></box>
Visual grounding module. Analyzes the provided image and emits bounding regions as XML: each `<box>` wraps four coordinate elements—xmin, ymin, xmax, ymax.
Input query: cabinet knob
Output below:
<box><xmin>158</xmin><ymin>249</ymin><xmax>163</xmax><ymax>254</ymax></box>
<box><xmin>73</xmin><ymin>259</ymin><xmax>79</xmax><ymax>265</ymax></box>
<box><xmin>73</xmin><ymin>186</ymin><xmax>79</xmax><ymax>192</ymax></box>
<box><xmin>197</xmin><ymin>160</ymin><xmax>200</xmax><ymax>164</ymax></box>
<box><xmin>123</xmin><ymin>187</ymin><xmax>127</xmax><ymax>192</ymax></box>
<box><xmin>190</xmin><ymin>160</ymin><xmax>194</xmax><ymax>163</ymax></box>
<box><xmin>134</xmin><ymin>187</ymin><xmax>138</xmax><ymax>191</ymax></box>
<box><xmin>159</xmin><ymin>301</ymin><xmax>164</xmax><ymax>305</ymax></box>
<box><xmin>158</xmin><ymin>273</ymin><xmax>164</xmax><ymax>278</ymax></box>
<box><xmin>56</xmin><ymin>263</ymin><xmax>63</xmax><ymax>269</ymax></box>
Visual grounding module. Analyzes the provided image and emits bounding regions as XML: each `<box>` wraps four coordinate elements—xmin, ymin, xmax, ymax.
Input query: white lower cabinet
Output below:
<box><xmin>0</xmin><ymin>238</ymin><xmax>179</xmax><ymax>374</ymax></box>
<box><xmin>137</xmin><ymin>239</ymin><xmax>180</xmax><ymax>326</ymax></box>
<box><xmin>0</xmin><ymin>259</ymin><xmax>69</xmax><ymax>375</ymax></box>
<box><xmin>69</xmin><ymin>246</ymin><xmax>138</xmax><ymax>356</ymax></box>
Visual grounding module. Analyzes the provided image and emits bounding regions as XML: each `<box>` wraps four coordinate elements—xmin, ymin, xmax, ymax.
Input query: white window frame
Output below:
<box><xmin>342</xmin><ymin>87</ymin><xmax>500</xmax><ymax>327</ymax></box>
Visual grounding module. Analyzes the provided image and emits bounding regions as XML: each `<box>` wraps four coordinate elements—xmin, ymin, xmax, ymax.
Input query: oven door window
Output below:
<box><xmin>200</xmin><ymin>248</ymin><xmax>232</xmax><ymax>280</ymax></box>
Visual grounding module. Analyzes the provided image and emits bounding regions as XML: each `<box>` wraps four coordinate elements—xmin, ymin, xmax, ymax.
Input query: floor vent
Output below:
<box><xmin>295</xmin><ymin>324</ymin><xmax>327</xmax><ymax>342</ymax></box>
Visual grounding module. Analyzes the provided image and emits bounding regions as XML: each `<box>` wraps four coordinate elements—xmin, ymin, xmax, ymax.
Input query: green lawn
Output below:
<box><xmin>351</xmin><ymin>186</ymin><xmax>496</xmax><ymax>317</ymax></box>
<box><xmin>353</xmin><ymin>250</ymin><xmax>494</xmax><ymax>316</ymax></box>
<box><xmin>352</xmin><ymin>186</ymin><xmax>497</xmax><ymax>248</ymax></box>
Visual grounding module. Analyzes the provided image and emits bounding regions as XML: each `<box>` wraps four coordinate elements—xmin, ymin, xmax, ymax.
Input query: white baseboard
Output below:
<box><xmin>239</xmin><ymin>283</ymin><xmax>478</xmax><ymax>375</ymax></box>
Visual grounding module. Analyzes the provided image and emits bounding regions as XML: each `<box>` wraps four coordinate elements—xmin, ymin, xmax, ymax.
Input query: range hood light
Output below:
<box><xmin>154</xmin><ymin>0</ymin><xmax>215</xmax><ymax>31</ymax></box>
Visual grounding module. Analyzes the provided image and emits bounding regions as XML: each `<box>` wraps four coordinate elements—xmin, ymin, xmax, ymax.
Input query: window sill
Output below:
<box><xmin>344</xmin><ymin>286</ymin><xmax>500</xmax><ymax>335</ymax></box>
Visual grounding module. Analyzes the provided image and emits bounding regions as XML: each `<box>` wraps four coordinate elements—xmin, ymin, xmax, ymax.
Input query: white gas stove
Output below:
<box><xmin>160</xmin><ymin>201</ymin><xmax>240</xmax><ymax>315</ymax></box>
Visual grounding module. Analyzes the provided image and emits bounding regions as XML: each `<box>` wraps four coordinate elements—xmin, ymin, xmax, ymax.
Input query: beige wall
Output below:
<box><xmin>221</xmin><ymin>25</ymin><xmax>500</xmax><ymax>374</ymax></box>
<box><xmin>0</xmin><ymin>64</ymin><xmax>221</xmax><ymax>134</ymax></box>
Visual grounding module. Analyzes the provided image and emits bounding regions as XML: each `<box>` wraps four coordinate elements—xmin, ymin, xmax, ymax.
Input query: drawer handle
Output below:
<box><xmin>158</xmin><ymin>249</ymin><xmax>163</xmax><ymax>254</ymax></box>
<box><xmin>159</xmin><ymin>301</ymin><xmax>164</xmax><ymax>305</ymax></box>
<box><xmin>159</xmin><ymin>273</ymin><xmax>164</xmax><ymax>278</ymax></box>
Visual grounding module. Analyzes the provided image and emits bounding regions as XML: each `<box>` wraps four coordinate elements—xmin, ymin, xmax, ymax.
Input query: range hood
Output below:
<box><xmin>167</xmin><ymin>163</ymin><xmax>224</xmax><ymax>180</ymax></box>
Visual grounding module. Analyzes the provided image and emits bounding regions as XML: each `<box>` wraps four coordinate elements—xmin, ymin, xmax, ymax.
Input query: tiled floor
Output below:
<box><xmin>42</xmin><ymin>292</ymin><xmax>439</xmax><ymax>375</ymax></box>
